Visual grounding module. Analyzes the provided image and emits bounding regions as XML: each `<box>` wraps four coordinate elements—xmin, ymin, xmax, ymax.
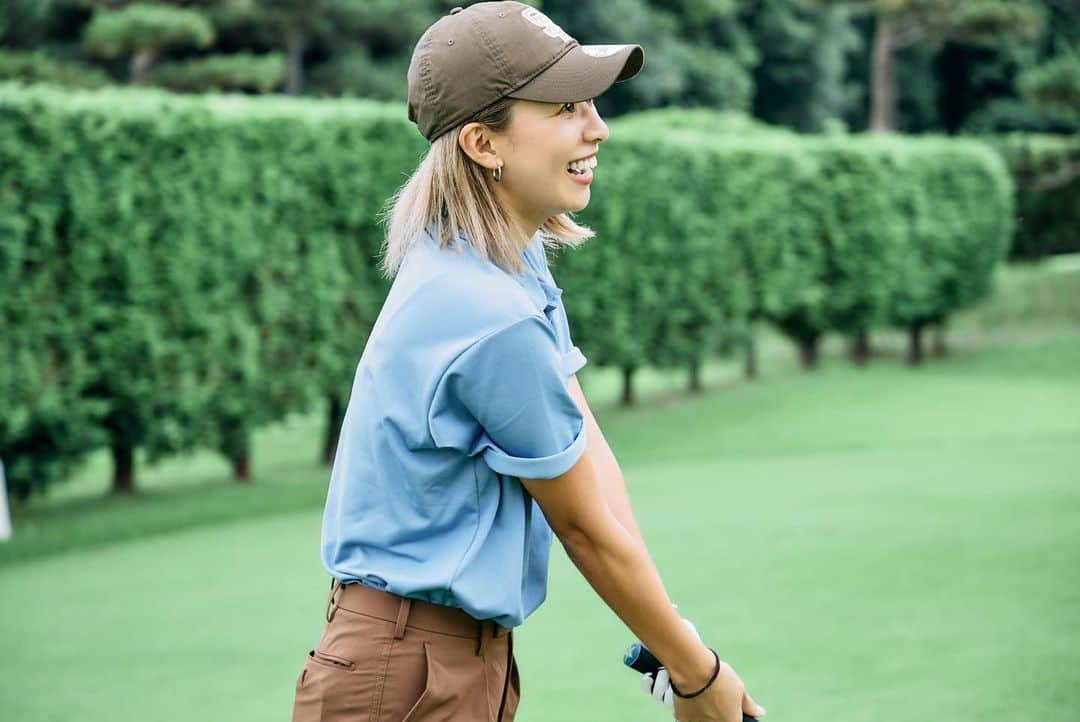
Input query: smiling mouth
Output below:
<box><xmin>567</xmin><ymin>155</ymin><xmax>597</xmax><ymax>175</ymax></box>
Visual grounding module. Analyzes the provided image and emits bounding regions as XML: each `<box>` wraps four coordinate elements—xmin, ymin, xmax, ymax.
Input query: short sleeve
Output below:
<box><xmin>428</xmin><ymin>315</ymin><xmax>587</xmax><ymax>479</ymax></box>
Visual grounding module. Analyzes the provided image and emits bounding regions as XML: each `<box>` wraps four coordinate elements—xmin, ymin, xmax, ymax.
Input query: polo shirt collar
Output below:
<box><xmin>514</xmin><ymin>239</ymin><xmax>562</xmax><ymax>316</ymax></box>
<box><xmin>430</xmin><ymin>226</ymin><xmax>562</xmax><ymax>316</ymax></box>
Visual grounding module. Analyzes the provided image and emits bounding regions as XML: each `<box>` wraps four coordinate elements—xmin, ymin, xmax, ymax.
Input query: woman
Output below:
<box><xmin>291</xmin><ymin>4</ymin><xmax>767</xmax><ymax>722</ymax></box>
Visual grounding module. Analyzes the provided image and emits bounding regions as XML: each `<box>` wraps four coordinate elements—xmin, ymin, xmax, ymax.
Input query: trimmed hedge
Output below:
<box><xmin>556</xmin><ymin>135</ymin><xmax>755</xmax><ymax>403</ymax></box>
<box><xmin>0</xmin><ymin>83</ymin><xmax>425</xmax><ymax>497</ymax></box>
<box><xmin>806</xmin><ymin>137</ymin><xmax>1012</xmax><ymax>363</ymax></box>
<box><xmin>1</xmin><ymin>86</ymin><xmax>1013</xmax><ymax>498</ymax></box>
<box><xmin>608</xmin><ymin>112</ymin><xmax>1013</xmax><ymax>368</ymax></box>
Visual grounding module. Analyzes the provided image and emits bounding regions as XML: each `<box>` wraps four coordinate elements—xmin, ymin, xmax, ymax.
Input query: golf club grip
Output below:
<box><xmin>624</xmin><ymin>642</ymin><xmax>758</xmax><ymax>722</ymax></box>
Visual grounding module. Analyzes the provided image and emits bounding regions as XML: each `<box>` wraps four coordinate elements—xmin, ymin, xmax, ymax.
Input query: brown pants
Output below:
<box><xmin>291</xmin><ymin>580</ymin><xmax>520</xmax><ymax>722</ymax></box>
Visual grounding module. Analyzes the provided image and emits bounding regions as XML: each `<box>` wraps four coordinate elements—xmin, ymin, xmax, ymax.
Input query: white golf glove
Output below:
<box><xmin>640</xmin><ymin>612</ymin><xmax>702</xmax><ymax>712</ymax></box>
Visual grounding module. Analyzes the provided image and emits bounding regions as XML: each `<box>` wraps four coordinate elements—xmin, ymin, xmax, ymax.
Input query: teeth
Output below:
<box><xmin>567</xmin><ymin>156</ymin><xmax>597</xmax><ymax>173</ymax></box>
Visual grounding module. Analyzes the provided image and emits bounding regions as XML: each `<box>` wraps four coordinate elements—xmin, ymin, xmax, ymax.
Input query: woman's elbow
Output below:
<box><xmin>521</xmin><ymin>447</ymin><xmax>623</xmax><ymax>552</ymax></box>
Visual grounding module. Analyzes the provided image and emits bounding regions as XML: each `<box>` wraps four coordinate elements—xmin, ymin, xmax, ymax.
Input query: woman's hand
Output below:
<box><xmin>640</xmin><ymin>615</ymin><xmax>701</xmax><ymax>711</ymax></box>
<box><xmin>641</xmin><ymin>666</ymin><xmax>676</xmax><ymax>710</ymax></box>
<box><xmin>671</xmin><ymin>657</ymin><xmax>765</xmax><ymax>722</ymax></box>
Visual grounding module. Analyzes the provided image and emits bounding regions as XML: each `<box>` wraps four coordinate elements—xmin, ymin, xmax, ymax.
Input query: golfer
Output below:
<box><xmin>291</xmin><ymin>4</ymin><xmax>766</xmax><ymax>722</ymax></box>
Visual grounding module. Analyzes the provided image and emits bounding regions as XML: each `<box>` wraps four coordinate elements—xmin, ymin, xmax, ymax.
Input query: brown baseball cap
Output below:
<box><xmin>407</xmin><ymin>1</ymin><xmax>644</xmax><ymax>141</ymax></box>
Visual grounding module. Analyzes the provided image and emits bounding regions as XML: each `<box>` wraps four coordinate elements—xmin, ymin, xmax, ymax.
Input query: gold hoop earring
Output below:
<box><xmin>493</xmin><ymin>164</ymin><xmax>503</xmax><ymax>182</ymax></box>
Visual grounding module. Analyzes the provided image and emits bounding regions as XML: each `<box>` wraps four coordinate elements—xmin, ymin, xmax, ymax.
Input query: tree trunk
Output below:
<box><xmin>111</xmin><ymin>440</ymin><xmax>135</xmax><ymax>494</ymax></box>
<box><xmin>232</xmin><ymin>455</ymin><xmax>251</xmax><ymax>483</ymax></box>
<box><xmin>321</xmin><ymin>394</ymin><xmax>345</xmax><ymax>467</ymax></box>
<box><xmin>931</xmin><ymin>321</ymin><xmax>948</xmax><ymax>357</ymax></box>
<box><xmin>688</xmin><ymin>360</ymin><xmax>702</xmax><ymax>393</ymax></box>
<box><xmin>621</xmin><ymin>366</ymin><xmax>635</xmax><ymax>407</ymax></box>
<box><xmin>284</xmin><ymin>24</ymin><xmax>308</xmax><ymax>95</ymax></box>
<box><xmin>129</xmin><ymin>47</ymin><xmax>159</xmax><ymax>85</ymax></box>
<box><xmin>849</xmin><ymin>330</ymin><xmax>870</xmax><ymax>366</ymax></box>
<box><xmin>797</xmin><ymin>337</ymin><xmax>819</xmax><ymax>369</ymax></box>
<box><xmin>217</xmin><ymin>424</ymin><xmax>253</xmax><ymax>483</ymax></box>
<box><xmin>907</xmin><ymin>322</ymin><xmax>926</xmax><ymax>365</ymax></box>
<box><xmin>870</xmin><ymin>14</ymin><xmax>896</xmax><ymax>132</ymax></box>
<box><xmin>743</xmin><ymin>334</ymin><xmax>758</xmax><ymax>380</ymax></box>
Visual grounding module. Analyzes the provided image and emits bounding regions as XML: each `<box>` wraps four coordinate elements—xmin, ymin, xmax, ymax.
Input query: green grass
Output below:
<box><xmin>2</xmin><ymin>437</ymin><xmax>1076</xmax><ymax>722</ymax></box>
<box><xmin>1</xmin><ymin>258</ymin><xmax>1078</xmax><ymax>720</ymax></box>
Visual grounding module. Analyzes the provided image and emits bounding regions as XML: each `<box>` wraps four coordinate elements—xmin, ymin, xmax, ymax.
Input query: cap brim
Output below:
<box><xmin>507</xmin><ymin>43</ymin><xmax>643</xmax><ymax>104</ymax></box>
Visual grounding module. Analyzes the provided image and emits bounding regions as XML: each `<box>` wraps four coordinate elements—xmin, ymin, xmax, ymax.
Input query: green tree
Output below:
<box><xmin>0</xmin><ymin>49</ymin><xmax>111</xmax><ymax>88</ymax></box>
<box><xmin>543</xmin><ymin>0</ymin><xmax>756</xmax><ymax>116</ymax></box>
<box><xmin>743</xmin><ymin>0</ymin><xmax>862</xmax><ymax>131</ymax></box>
<box><xmin>211</xmin><ymin>0</ymin><xmax>442</xmax><ymax>97</ymax></box>
<box><xmin>824</xmin><ymin>0</ymin><xmax>1044</xmax><ymax>131</ymax></box>
<box><xmin>82</xmin><ymin>2</ymin><xmax>215</xmax><ymax>84</ymax></box>
<box><xmin>0</xmin><ymin>0</ymin><xmax>70</xmax><ymax>49</ymax></box>
<box><xmin>302</xmin><ymin>0</ymin><xmax>445</xmax><ymax>100</ymax></box>
<box><xmin>149</xmin><ymin>51</ymin><xmax>285</xmax><ymax>92</ymax></box>
<box><xmin>1019</xmin><ymin>49</ymin><xmax>1080</xmax><ymax>118</ymax></box>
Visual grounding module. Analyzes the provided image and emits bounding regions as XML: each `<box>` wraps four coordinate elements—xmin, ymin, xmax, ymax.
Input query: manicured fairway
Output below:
<box><xmin>2</xmin><ymin>333</ymin><xmax>1078</xmax><ymax>721</ymax></box>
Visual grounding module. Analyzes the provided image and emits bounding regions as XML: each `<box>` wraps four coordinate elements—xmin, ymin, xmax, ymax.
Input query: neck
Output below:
<box><xmin>492</xmin><ymin>186</ymin><xmax>543</xmax><ymax>252</ymax></box>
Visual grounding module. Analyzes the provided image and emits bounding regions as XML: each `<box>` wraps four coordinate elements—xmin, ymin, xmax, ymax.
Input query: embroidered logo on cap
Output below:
<box><xmin>521</xmin><ymin>7</ymin><xmax>572</xmax><ymax>43</ymax></box>
<box><xmin>581</xmin><ymin>45</ymin><xmax>625</xmax><ymax>58</ymax></box>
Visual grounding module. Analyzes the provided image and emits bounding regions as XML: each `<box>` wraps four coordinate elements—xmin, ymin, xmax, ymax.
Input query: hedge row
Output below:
<box><xmin>617</xmin><ymin>109</ymin><xmax>1071</xmax><ymax>264</ymax></box>
<box><xmin>1</xmin><ymin>84</ymin><xmax>426</xmax><ymax>498</ymax></box>
<box><xmin>571</xmin><ymin>113</ymin><xmax>1013</xmax><ymax>387</ymax></box>
<box><xmin>0</xmin><ymin>85</ymin><xmax>1012</xmax><ymax>498</ymax></box>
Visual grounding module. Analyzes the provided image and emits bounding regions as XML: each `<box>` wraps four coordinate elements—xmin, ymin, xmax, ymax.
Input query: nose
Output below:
<box><xmin>584</xmin><ymin>101</ymin><xmax>608</xmax><ymax>144</ymax></box>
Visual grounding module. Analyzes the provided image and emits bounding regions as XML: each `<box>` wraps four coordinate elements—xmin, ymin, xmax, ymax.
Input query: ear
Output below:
<box><xmin>457</xmin><ymin>122</ymin><xmax>501</xmax><ymax>171</ymax></box>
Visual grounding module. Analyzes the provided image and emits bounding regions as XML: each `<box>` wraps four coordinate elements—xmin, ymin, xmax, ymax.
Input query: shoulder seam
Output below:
<box><xmin>453</xmin><ymin>312</ymin><xmax>550</xmax><ymax>360</ymax></box>
<box><xmin>426</xmin><ymin>313</ymin><xmax>549</xmax><ymax>448</ymax></box>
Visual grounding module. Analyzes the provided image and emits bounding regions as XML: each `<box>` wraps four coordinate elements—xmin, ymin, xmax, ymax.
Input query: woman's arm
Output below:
<box><xmin>566</xmin><ymin>374</ymin><xmax>649</xmax><ymax>549</ymax></box>
<box><xmin>519</xmin><ymin>384</ymin><xmax>717</xmax><ymax>694</ymax></box>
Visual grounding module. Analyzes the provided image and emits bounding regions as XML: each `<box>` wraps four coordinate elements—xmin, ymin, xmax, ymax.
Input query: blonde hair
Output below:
<box><xmin>378</xmin><ymin>98</ymin><xmax>593</xmax><ymax>279</ymax></box>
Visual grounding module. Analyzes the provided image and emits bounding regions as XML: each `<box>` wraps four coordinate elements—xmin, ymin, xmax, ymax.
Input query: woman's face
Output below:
<box><xmin>491</xmin><ymin>98</ymin><xmax>609</xmax><ymax>233</ymax></box>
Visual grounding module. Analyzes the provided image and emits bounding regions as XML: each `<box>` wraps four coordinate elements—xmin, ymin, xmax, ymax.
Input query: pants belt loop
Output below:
<box><xmin>394</xmin><ymin>597</ymin><xmax>412</xmax><ymax>640</ymax></box>
<box><xmin>325</xmin><ymin>578</ymin><xmax>341</xmax><ymax>623</ymax></box>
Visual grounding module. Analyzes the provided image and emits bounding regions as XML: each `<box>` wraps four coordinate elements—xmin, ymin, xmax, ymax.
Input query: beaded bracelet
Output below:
<box><xmin>669</xmin><ymin>648</ymin><xmax>721</xmax><ymax>699</ymax></box>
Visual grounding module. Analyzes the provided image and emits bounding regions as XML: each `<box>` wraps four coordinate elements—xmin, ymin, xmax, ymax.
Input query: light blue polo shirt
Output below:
<box><xmin>321</xmin><ymin>227</ymin><xmax>588</xmax><ymax>628</ymax></box>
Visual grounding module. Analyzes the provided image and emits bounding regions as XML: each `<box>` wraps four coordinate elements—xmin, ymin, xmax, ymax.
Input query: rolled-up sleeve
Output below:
<box><xmin>428</xmin><ymin>315</ymin><xmax>587</xmax><ymax>480</ymax></box>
